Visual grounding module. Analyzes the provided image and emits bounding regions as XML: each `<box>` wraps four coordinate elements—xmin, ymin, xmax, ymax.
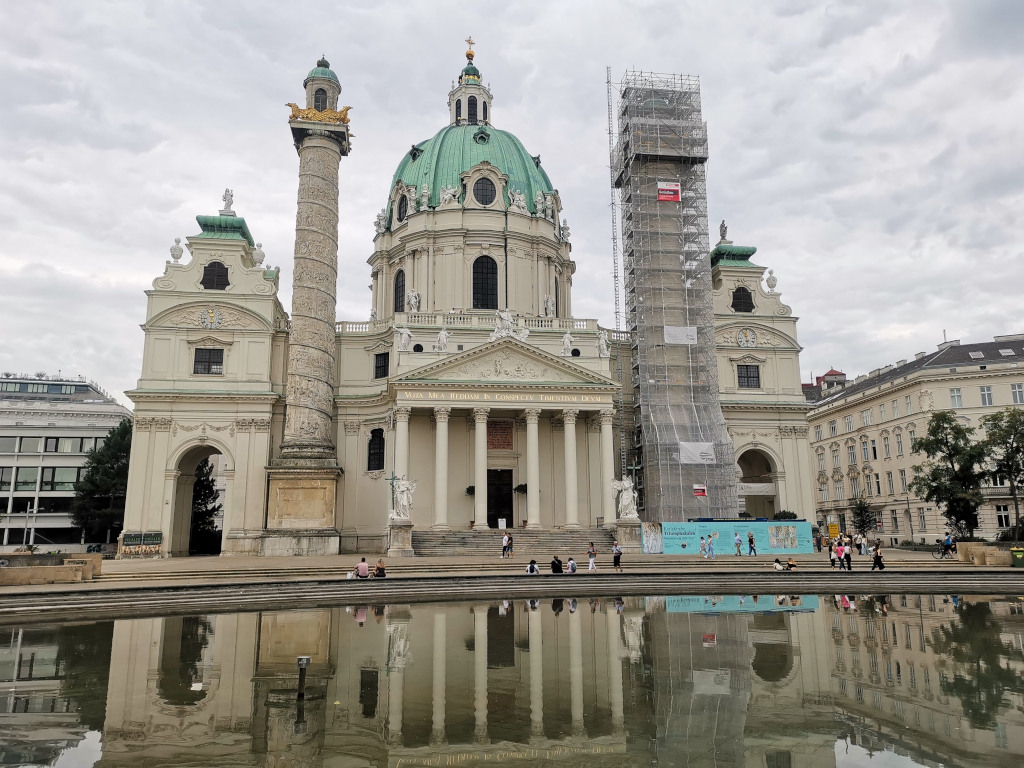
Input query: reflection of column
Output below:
<box><xmin>474</xmin><ymin>605</ymin><xmax>489</xmax><ymax>742</ymax></box>
<box><xmin>606</xmin><ymin>609</ymin><xmax>624</xmax><ymax>732</ymax></box>
<box><xmin>525</xmin><ymin>409</ymin><xmax>542</xmax><ymax>529</ymax></box>
<box><xmin>473</xmin><ymin>409</ymin><xmax>489</xmax><ymax>524</ymax></box>
<box><xmin>394</xmin><ymin>407</ymin><xmax>411</xmax><ymax>481</ymax></box>
<box><xmin>562</xmin><ymin>409</ymin><xmax>580</xmax><ymax>528</ymax></box>
<box><xmin>432</xmin><ymin>407</ymin><xmax>451</xmax><ymax>529</ymax></box>
<box><xmin>569</xmin><ymin>607</ymin><xmax>585</xmax><ymax>736</ymax></box>
<box><xmin>431</xmin><ymin>612</ymin><xmax>447</xmax><ymax>745</ymax></box>
<box><xmin>529</xmin><ymin>606</ymin><xmax>544</xmax><ymax>737</ymax></box>
<box><xmin>600</xmin><ymin>410</ymin><xmax>616</xmax><ymax>525</ymax></box>
<box><xmin>388</xmin><ymin>666</ymin><xmax>405</xmax><ymax>746</ymax></box>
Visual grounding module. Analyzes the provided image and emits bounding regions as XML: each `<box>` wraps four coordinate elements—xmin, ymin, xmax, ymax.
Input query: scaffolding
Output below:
<box><xmin>610</xmin><ymin>70</ymin><xmax>738</xmax><ymax>521</ymax></box>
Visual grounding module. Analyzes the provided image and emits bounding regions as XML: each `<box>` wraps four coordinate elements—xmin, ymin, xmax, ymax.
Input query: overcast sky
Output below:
<box><xmin>1</xmin><ymin>1</ymin><xmax>1022</xmax><ymax>404</ymax></box>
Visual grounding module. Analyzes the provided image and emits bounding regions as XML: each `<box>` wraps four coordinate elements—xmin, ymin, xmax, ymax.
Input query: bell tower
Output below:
<box><xmin>264</xmin><ymin>58</ymin><xmax>352</xmax><ymax>556</ymax></box>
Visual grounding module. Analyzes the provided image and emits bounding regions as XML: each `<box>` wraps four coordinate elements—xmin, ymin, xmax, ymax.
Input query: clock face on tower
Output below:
<box><xmin>200</xmin><ymin>307</ymin><xmax>224</xmax><ymax>330</ymax></box>
<box><xmin>737</xmin><ymin>328</ymin><xmax>757</xmax><ymax>348</ymax></box>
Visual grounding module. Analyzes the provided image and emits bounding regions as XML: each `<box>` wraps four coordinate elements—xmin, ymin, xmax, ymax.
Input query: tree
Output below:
<box><xmin>72</xmin><ymin>417</ymin><xmax>132</xmax><ymax>539</ymax></box>
<box><xmin>774</xmin><ymin>510</ymin><xmax>798</xmax><ymax>520</ymax></box>
<box><xmin>909</xmin><ymin>411</ymin><xmax>986</xmax><ymax>537</ymax></box>
<box><xmin>980</xmin><ymin>407</ymin><xmax>1024</xmax><ymax>543</ymax></box>
<box><xmin>851</xmin><ymin>496</ymin><xmax>875</xmax><ymax>536</ymax></box>
<box><xmin>189</xmin><ymin>458</ymin><xmax>222</xmax><ymax>555</ymax></box>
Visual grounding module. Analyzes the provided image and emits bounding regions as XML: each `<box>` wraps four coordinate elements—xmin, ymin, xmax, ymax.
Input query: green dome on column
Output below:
<box><xmin>388</xmin><ymin>124</ymin><xmax>554</xmax><ymax>216</ymax></box>
<box><xmin>304</xmin><ymin>57</ymin><xmax>339</xmax><ymax>86</ymax></box>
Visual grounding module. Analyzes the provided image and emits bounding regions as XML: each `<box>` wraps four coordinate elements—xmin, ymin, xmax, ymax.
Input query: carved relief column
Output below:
<box><xmin>394</xmin><ymin>407</ymin><xmax>411</xmax><ymax>481</ymax></box>
<box><xmin>600</xmin><ymin>410</ymin><xmax>616</xmax><ymax>526</ymax></box>
<box><xmin>473</xmin><ymin>604</ymin><xmax>489</xmax><ymax>742</ymax></box>
<box><xmin>432</xmin><ymin>407</ymin><xmax>451</xmax><ymax>529</ymax></box>
<box><xmin>473</xmin><ymin>408</ymin><xmax>489</xmax><ymax>525</ymax></box>
<box><xmin>562</xmin><ymin>409</ymin><xmax>580</xmax><ymax>528</ymax></box>
<box><xmin>342</xmin><ymin>421</ymin><xmax>361</xmax><ymax>530</ymax></box>
<box><xmin>524</xmin><ymin>409</ymin><xmax>542</xmax><ymax>529</ymax></box>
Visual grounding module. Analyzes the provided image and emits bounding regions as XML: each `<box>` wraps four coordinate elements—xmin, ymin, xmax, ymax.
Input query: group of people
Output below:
<box><xmin>524</xmin><ymin>540</ymin><xmax>625</xmax><ymax>575</ymax></box>
<box><xmin>825</xmin><ymin>535</ymin><xmax>886</xmax><ymax>571</ymax></box>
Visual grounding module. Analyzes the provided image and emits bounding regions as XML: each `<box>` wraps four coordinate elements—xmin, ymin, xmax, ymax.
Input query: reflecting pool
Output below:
<box><xmin>2</xmin><ymin>593</ymin><xmax>1023</xmax><ymax>767</ymax></box>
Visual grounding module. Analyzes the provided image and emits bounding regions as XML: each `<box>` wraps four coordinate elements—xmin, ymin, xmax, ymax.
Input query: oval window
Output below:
<box><xmin>473</xmin><ymin>178</ymin><xmax>497</xmax><ymax>206</ymax></box>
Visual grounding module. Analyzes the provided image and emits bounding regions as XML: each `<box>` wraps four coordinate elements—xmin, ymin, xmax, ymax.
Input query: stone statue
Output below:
<box><xmin>406</xmin><ymin>185</ymin><xmax>418</xmax><ymax>213</ymax></box>
<box><xmin>369</xmin><ymin>308</ymin><xmax>377</xmax><ymax>322</ymax></box>
<box><xmin>220</xmin><ymin>188</ymin><xmax>234</xmax><ymax>215</ymax></box>
<box><xmin>544</xmin><ymin>194</ymin><xmax>554</xmax><ymax>222</ymax></box>
<box><xmin>508</xmin><ymin>187</ymin><xmax>527</xmax><ymax>212</ymax></box>
<box><xmin>392</xmin><ymin>476</ymin><xmax>417</xmax><ymax>520</ymax></box>
<box><xmin>766</xmin><ymin>269</ymin><xmax>778</xmax><ymax>292</ymax></box>
<box><xmin>719</xmin><ymin>219</ymin><xmax>727</xmax><ymax>242</ymax></box>
<box><xmin>433</xmin><ymin>326</ymin><xmax>449</xmax><ymax>353</ymax></box>
<box><xmin>611</xmin><ymin>477</ymin><xmax>640</xmax><ymax>519</ymax></box>
<box><xmin>420</xmin><ymin>184</ymin><xmax>430</xmax><ymax>211</ymax></box>
<box><xmin>252</xmin><ymin>242</ymin><xmax>265</xmax><ymax>266</ymax></box>
<box><xmin>397</xmin><ymin>326</ymin><xmax>413</xmax><ymax>352</ymax></box>
<box><xmin>407</xmin><ymin>289</ymin><xmax>420</xmax><ymax>312</ymax></box>
<box><xmin>496</xmin><ymin>307</ymin><xmax>514</xmax><ymax>333</ymax></box>
<box><xmin>488</xmin><ymin>307</ymin><xmax>530</xmax><ymax>342</ymax></box>
<box><xmin>439</xmin><ymin>185</ymin><xmax>460</xmax><ymax>205</ymax></box>
<box><xmin>534</xmin><ymin>191</ymin><xmax>544</xmax><ymax>216</ymax></box>
<box><xmin>169</xmin><ymin>237</ymin><xmax>183</xmax><ymax>263</ymax></box>
<box><xmin>597</xmin><ymin>329</ymin><xmax>610</xmax><ymax>358</ymax></box>
<box><xmin>374</xmin><ymin>209</ymin><xmax>386</xmax><ymax>234</ymax></box>
<box><xmin>560</xmin><ymin>218</ymin><xmax>571</xmax><ymax>241</ymax></box>
<box><xmin>543</xmin><ymin>294</ymin><xmax>555</xmax><ymax>317</ymax></box>
<box><xmin>561</xmin><ymin>332</ymin><xmax>574</xmax><ymax>356</ymax></box>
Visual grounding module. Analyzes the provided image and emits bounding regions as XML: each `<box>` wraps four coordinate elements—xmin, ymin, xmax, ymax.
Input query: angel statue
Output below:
<box><xmin>392</xmin><ymin>476</ymin><xmax>418</xmax><ymax>520</ymax></box>
<box><xmin>596</xmin><ymin>329</ymin><xmax>610</xmax><ymax>358</ymax></box>
<box><xmin>433</xmin><ymin>326</ymin><xmax>450</xmax><ymax>353</ymax></box>
<box><xmin>396</xmin><ymin>326</ymin><xmax>413</xmax><ymax>352</ymax></box>
<box><xmin>439</xmin><ymin>185</ymin><xmax>460</xmax><ymax>205</ymax></box>
<box><xmin>407</xmin><ymin>288</ymin><xmax>421</xmax><ymax>312</ymax></box>
<box><xmin>611</xmin><ymin>477</ymin><xmax>640</xmax><ymax>519</ymax></box>
<box><xmin>561</xmin><ymin>332</ymin><xmax>574</xmax><ymax>357</ymax></box>
<box><xmin>221</xmin><ymin>188</ymin><xmax>234</xmax><ymax>214</ymax></box>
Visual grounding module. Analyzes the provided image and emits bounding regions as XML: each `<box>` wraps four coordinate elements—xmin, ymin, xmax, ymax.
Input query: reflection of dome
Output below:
<box><xmin>388</xmin><ymin>124</ymin><xmax>554</xmax><ymax>214</ymax></box>
<box><xmin>752</xmin><ymin>642</ymin><xmax>794</xmax><ymax>683</ymax></box>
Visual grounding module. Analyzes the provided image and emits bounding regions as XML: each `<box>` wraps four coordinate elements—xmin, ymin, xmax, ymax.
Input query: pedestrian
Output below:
<box><xmin>748</xmin><ymin>532</ymin><xmax>757</xmax><ymax>556</ymax></box>
<box><xmin>501</xmin><ymin>532</ymin><xmax>509</xmax><ymax>558</ymax></box>
<box><xmin>566</xmin><ymin>557</ymin><xmax>578</xmax><ymax>574</ymax></box>
<box><xmin>836</xmin><ymin>542</ymin><xmax>847</xmax><ymax>570</ymax></box>
<box><xmin>699</xmin><ymin>536</ymin><xmax>707</xmax><ymax>558</ymax></box>
<box><xmin>587</xmin><ymin>541</ymin><xmax>598</xmax><ymax>571</ymax></box>
<box><xmin>829</xmin><ymin>542</ymin><xmax>837</xmax><ymax>571</ymax></box>
<box><xmin>815</xmin><ymin>534</ymin><xmax>823</xmax><ymax>553</ymax></box>
<box><xmin>612</xmin><ymin>540</ymin><xmax>623</xmax><ymax>572</ymax></box>
<box><xmin>550</xmin><ymin>555</ymin><xmax>564</xmax><ymax>573</ymax></box>
<box><xmin>506</xmin><ymin>533</ymin><xmax>514</xmax><ymax>558</ymax></box>
<box><xmin>844</xmin><ymin>542</ymin><xmax>853</xmax><ymax>572</ymax></box>
<box><xmin>872</xmin><ymin>543</ymin><xmax>885</xmax><ymax>571</ymax></box>
<box><xmin>734</xmin><ymin>531</ymin><xmax>742</xmax><ymax>556</ymax></box>
<box><xmin>525</xmin><ymin>559</ymin><xmax>540</xmax><ymax>575</ymax></box>
<box><xmin>706</xmin><ymin>535</ymin><xmax>716</xmax><ymax>560</ymax></box>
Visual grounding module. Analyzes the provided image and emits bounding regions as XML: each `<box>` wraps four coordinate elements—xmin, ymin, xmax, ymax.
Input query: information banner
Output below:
<box><xmin>657</xmin><ymin>181</ymin><xmax>681</xmax><ymax>201</ymax></box>
<box><xmin>827</xmin><ymin>523</ymin><xmax>840</xmax><ymax>540</ymax></box>
<box><xmin>664</xmin><ymin>325</ymin><xmax>698</xmax><ymax>345</ymax></box>
<box><xmin>662</xmin><ymin>520</ymin><xmax>814</xmax><ymax>555</ymax></box>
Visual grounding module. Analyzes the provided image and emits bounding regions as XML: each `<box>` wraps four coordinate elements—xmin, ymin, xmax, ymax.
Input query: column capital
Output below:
<box><xmin>562</xmin><ymin>408</ymin><xmax>580</xmax><ymax>424</ymax></box>
<box><xmin>433</xmin><ymin>406</ymin><xmax>452</xmax><ymax>423</ymax></box>
<box><xmin>472</xmin><ymin>407</ymin><xmax>491</xmax><ymax>422</ymax></box>
<box><xmin>523</xmin><ymin>408</ymin><xmax>542</xmax><ymax>423</ymax></box>
<box><xmin>599</xmin><ymin>409</ymin><xmax>615</xmax><ymax>426</ymax></box>
<box><xmin>394</xmin><ymin>406</ymin><xmax>412</xmax><ymax>422</ymax></box>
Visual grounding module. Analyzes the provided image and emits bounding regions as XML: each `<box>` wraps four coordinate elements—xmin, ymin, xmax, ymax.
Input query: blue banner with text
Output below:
<box><xmin>660</xmin><ymin>520</ymin><xmax>814</xmax><ymax>555</ymax></box>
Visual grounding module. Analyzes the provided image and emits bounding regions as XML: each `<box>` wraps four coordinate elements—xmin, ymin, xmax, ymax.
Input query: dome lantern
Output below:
<box><xmin>448</xmin><ymin>37</ymin><xmax>492</xmax><ymax>127</ymax></box>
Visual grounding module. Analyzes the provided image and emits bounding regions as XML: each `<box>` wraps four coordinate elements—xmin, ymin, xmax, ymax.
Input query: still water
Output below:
<box><xmin>1</xmin><ymin>593</ymin><xmax>1023</xmax><ymax>767</ymax></box>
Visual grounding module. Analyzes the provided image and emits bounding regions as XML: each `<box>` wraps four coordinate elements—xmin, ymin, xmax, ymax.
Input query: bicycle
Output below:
<box><xmin>932</xmin><ymin>539</ymin><xmax>955</xmax><ymax>560</ymax></box>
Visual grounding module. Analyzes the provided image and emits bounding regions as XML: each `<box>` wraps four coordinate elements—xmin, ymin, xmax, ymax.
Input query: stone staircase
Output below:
<box><xmin>411</xmin><ymin>527</ymin><xmax>616</xmax><ymax>558</ymax></box>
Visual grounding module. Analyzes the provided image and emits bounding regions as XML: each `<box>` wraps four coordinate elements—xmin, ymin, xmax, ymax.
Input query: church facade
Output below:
<box><xmin>122</xmin><ymin>50</ymin><xmax>812</xmax><ymax>557</ymax></box>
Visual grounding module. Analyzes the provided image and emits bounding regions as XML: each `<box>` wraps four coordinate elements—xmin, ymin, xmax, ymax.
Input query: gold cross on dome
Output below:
<box><xmin>465</xmin><ymin>36</ymin><xmax>474</xmax><ymax>49</ymax></box>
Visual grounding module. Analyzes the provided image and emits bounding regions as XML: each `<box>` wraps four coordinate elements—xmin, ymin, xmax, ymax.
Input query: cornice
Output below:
<box><xmin>127</xmin><ymin>389</ymin><xmax>280</xmax><ymax>403</ymax></box>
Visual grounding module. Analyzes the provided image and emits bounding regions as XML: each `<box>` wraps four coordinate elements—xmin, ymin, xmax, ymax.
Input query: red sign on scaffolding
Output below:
<box><xmin>657</xmin><ymin>181</ymin><xmax>681</xmax><ymax>202</ymax></box>
<box><xmin>693</xmin><ymin>484</ymin><xmax>707</xmax><ymax>497</ymax></box>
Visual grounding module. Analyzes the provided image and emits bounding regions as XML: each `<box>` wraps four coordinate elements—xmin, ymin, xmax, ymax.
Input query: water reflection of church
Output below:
<box><xmin>0</xmin><ymin>597</ymin><xmax>999</xmax><ymax>766</ymax></box>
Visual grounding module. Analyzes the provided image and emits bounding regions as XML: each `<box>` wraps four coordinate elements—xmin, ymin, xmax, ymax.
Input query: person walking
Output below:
<box><xmin>829</xmin><ymin>542</ymin><xmax>838</xmax><ymax>571</ymax></box>
<box><xmin>836</xmin><ymin>542</ymin><xmax>847</xmax><ymax>571</ymax></box>
<box><xmin>844</xmin><ymin>541</ymin><xmax>853</xmax><ymax>571</ymax></box>
<box><xmin>587</xmin><ymin>541</ymin><xmax>598</xmax><ymax>571</ymax></box>
<box><xmin>706</xmin><ymin>535</ymin><xmax>716</xmax><ymax>560</ymax></box>
<box><xmin>748</xmin><ymin>532</ymin><xmax>757</xmax><ymax>556</ymax></box>
<box><xmin>699</xmin><ymin>536</ymin><xmax>707</xmax><ymax>559</ymax></box>
<box><xmin>872</xmin><ymin>542</ymin><xmax>885</xmax><ymax>571</ymax></box>
<box><xmin>612</xmin><ymin>540</ymin><xmax>623</xmax><ymax>572</ymax></box>
<box><xmin>501</xmin><ymin>532</ymin><xmax>509</xmax><ymax>559</ymax></box>
<box><xmin>734</xmin><ymin>532</ymin><xmax>742</xmax><ymax>556</ymax></box>
<box><xmin>506</xmin><ymin>533</ymin><xmax>514</xmax><ymax>558</ymax></box>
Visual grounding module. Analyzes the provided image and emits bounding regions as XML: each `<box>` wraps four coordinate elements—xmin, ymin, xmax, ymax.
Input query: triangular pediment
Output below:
<box><xmin>394</xmin><ymin>338</ymin><xmax>615</xmax><ymax>387</ymax></box>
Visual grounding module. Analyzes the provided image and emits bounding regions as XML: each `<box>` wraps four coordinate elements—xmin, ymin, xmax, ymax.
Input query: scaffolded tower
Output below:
<box><xmin>610</xmin><ymin>71</ymin><xmax>738</xmax><ymax>521</ymax></box>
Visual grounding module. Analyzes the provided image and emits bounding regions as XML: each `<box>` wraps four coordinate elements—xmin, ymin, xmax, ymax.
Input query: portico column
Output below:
<box><xmin>474</xmin><ymin>604</ymin><xmax>489</xmax><ymax>742</ymax></box>
<box><xmin>600</xmin><ymin>410</ymin><xmax>616</xmax><ymax>526</ymax></box>
<box><xmin>431</xmin><ymin>612</ymin><xmax>447</xmax><ymax>745</ymax></box>
<box><xmin>528</xmin><ymin>605</ymin><xmax>544</xmax><ymax>737</ymax></box>
<box><xmin>606</xmin><ymin>608</ymin><xmax>624</xmax><ymax>732</ymax></box>
<box><xmin>473</xmin><ymin>408</ymin><xmax>489</xmax><ymax>525</ymax></box>
<box><xmin>394</xmin><ymin>406</ymin><xmax>411</xmax><ymax>481</ymax></box>
<box><xmin>525</xmin><ymin>409</ymin><xmax>542</xmax><ymax>529</ymax></box>
<box><xmin>432</xmin><ymin>407</ymin><xmax>451</xmax><ymax>529</ymax></box>
<box><xmin>562</xmin><ymin>409</ymin><xmax>580</xmax><ymax>529</ymax></box>
<box><xmin>569</xmin><ymin>606</ymin><xmax>585</xmax><ymax>736</ymax></box>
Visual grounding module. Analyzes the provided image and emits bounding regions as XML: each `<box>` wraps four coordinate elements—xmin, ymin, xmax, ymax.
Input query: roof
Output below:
<box><xmin>305</xmin><ymin>58</ymin><xmax>339</xmax><ymax>86</ymax></box>
<box><xmin>387</xmin><ymin>124</ymin><xmax>554</xmax><ymax>216</ymax></box>
<box><xmin>711</xmin><ymin>243</ymin><xmax>759</xmax><ymax>268</ymax></box>
<box><xmin>821</xmin><ymin>368</ymin><xmax>845</xmax><ymax>377</ymax></box>
<box><xmin>812</xmin><ymin>338</ymin><xmax>1024</xmax><ymax>409</ymax></box>
<box><xmin>194</xmin><ymin>215</ymin><xmax>255</xmax><ymax>247</ymax></box>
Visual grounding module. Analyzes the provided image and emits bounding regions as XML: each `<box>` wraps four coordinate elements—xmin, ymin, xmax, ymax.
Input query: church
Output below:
<box><xmin>122</xmin><ymin>47</ymin><xmax>813</xmax><ymax>557</ymax></box>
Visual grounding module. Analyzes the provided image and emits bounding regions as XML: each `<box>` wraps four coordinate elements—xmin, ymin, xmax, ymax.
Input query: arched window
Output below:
<box><xmin>730</xmin><ymin>286</ymin><xmax>754</xmax><ymax>313</ymax></box>
<box><xmin>313</xmin><ymin>88</ymin><xmax>327</xmax><ymax>111</ymax></box>
<box><xmin>482</xmin><ymin>101</ymin><xmax>488</xmax><ymax>123</ymax></box>
<box><xmin>200</xmin><ymin>261</ymin><xmax>230</xmax><ymax>290</ymax></box>
<box><xmin>455</xmin><ymin>99</ymin><xmax>462</xmax><ymax>122</ymax></box>
<box><xmin>473</xmin><ymin>255</ymin><xmax>498</xmax><ymax>310</ymax></box>
<box><xmin>393</xmin><ymin>270</ymin><xmax>405</xmax><ymax>314</ymax></box>
<box><xmin>468</xmin><ymin>96</ymin><xmax>478</xmax><ymax>125</ymax></box>
<box><xmin>367</xmin><ymin>429</ymin><xmax>385</xmax><ymax>471</ymax></box>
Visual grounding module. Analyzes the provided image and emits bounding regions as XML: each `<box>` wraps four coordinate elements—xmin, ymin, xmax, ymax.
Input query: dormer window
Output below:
<box><xmin>200</xmin><ymin>261</ymin><xmax>230</xmax><ymax>290</ymax></box>
<box><xmin>730</xmin><ymin>286</ymin><xmax>754</xmax><ymax>313</ymax></box>
<box><xmin>468</xmin><ymin>96</ymin><xmax>478</xmax><ymax>125</ymax></box>
<box><xmin>473</xmin><ymin>177</ymin><xmax>496</xmax><ymax>206</ymax></box>
<box><xmin>313</xmin><ymin>88</ymin><xmax>327</xmax><ymax>111</ymax></box>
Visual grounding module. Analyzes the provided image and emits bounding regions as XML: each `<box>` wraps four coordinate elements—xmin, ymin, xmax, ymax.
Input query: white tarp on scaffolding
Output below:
<box><xmin>664</xmin><ymin>325</ymin><xmax>698</xmax><ymax>345</ymax></box>
<box><xmin>678</xmin><ymin>442</ymin><xmax>716</xmax><ymax>464</ymax></box>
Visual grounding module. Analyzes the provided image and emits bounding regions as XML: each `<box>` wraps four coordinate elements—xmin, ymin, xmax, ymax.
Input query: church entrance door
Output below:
<box><xmin>486</xmin><ymin>469</ymin><xmax>513</xmax><ymax>529</ymax></box>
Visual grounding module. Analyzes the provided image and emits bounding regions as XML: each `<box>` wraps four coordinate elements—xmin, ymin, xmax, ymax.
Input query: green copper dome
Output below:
<box><xmin>388</xmin><ymin>124</ymin><xmax>554</xmax><ymax>220</ymax></box>
<box><xmin>304</xmin><ymin>57</ymin><xmax>339</xmax><ymax>86</ymax></box>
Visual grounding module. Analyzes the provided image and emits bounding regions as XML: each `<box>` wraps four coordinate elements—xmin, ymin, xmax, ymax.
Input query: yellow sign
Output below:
<box><xmin>827</xmin><ymin>523</ymin><xmax>840</xmax><ymax>540</ymax></box>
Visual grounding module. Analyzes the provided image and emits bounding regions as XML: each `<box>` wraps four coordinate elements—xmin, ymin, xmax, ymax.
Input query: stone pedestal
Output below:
<box><xmin>387</xmin><ymin>517</ymin><xmax>415</xmax><ymax>557</ymax></box>
<box><xmin>262</xmin><ymin>468</ymin><xmax>341</xmax><ymax>555</ymax></box>
<box><xmin>616</xmin><ymin>517</ymin><xmax>643</xmax><ymax>554</ymax></box>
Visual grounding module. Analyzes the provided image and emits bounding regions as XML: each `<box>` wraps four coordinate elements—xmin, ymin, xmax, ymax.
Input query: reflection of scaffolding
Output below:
<box><xmin>610</xmin><ymin>70</ymin><xmax>737</xmax><ymax>521</ymax></box>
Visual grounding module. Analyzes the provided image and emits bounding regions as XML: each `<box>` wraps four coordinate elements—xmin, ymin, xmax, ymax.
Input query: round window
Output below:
<box><xmin>413</xmin><ymin>343</ymin><xmax>424</xmax><ymax>353</ymax></box>
<box><xmin>397</xmin><ymin>195</ymin><xmax>408</xmax><ymax>222</ymax></box>
<box><xmin>473</xmin><ymin>178</ymin><xmax>497</xmax><ymax>206</ymax></box>
<box><xmin>570</xmin><ymin>348</ymin><xmax>581</xmax><ymax>357</ymax></box>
